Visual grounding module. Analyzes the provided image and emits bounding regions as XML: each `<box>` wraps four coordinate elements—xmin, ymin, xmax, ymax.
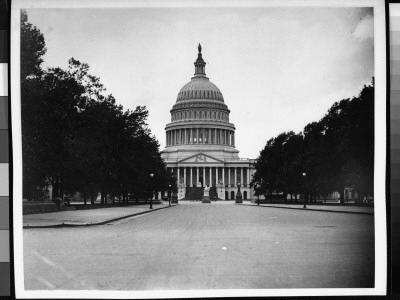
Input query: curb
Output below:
<box><xmin>23</xmin><ymin>204</ymin><xmax>177</xmax><ymax>229</ymax></box>
<box><xmin>238</xmin><ymin>203</ymin><xmax>374</xmax><ymax>215</ymax></box>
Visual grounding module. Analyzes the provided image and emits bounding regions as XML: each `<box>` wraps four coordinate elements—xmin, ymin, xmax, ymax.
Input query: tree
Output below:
<box><xmin>252</xmin><ymin>79</ymin><xmax>374</xmax><ymax>204</ymax></box>
<box><xmin>21</xmin><ymin>10</ymin><xmax>46</xmax><ymax>81</ymax></box>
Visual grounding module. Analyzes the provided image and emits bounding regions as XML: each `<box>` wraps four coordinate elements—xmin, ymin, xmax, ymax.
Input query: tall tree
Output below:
<box><xmin>21</xmin><ymin>10</ymin><xmax>46</xmax><ymax>80</ymax></box>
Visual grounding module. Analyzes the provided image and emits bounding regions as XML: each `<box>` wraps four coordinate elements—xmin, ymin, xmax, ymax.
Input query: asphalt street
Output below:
<box><xmin>23</xmin><ymin>201</ymin><xmax>374</xmax><ymax>290</ymax></box>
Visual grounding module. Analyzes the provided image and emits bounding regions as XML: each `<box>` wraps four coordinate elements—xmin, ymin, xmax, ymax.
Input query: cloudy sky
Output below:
<box><xmin>24</xmin><ymin>5</ymin><xmax>374</xmax><ymax>159</ymax></box>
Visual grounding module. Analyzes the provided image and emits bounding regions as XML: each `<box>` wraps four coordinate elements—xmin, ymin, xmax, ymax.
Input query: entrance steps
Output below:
<box><xmin>183</xmin><ymin>187</ymin><xmax>220</xmax><ymax>201</ymax></box>
<box><xmin>184</xmin><ymin>187</ymin><xmax>204</xmax><ymax>200</ymax></box>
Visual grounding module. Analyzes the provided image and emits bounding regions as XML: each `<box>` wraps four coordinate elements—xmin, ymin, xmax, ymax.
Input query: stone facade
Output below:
<box><xmin>162</xmin><ymin>44</ymin><xmax>256</xmax><ymax>200</ymax></box>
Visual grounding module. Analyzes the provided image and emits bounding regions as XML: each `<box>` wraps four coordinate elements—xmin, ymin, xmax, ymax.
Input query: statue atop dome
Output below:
<box><xmin>194</xmin><ymin>43</ymin><xmax>206</xmax><ymax>77</ymax></box>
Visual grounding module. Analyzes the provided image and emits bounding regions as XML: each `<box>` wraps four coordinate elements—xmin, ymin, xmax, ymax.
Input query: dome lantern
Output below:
<box><xmin>194</xmin><ymin>43</ymin><xmax>206</xmax><ymax>77</ymax></box>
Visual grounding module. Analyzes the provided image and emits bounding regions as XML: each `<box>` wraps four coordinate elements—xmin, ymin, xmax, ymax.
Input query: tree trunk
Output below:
<box><xmin>340</xmin><ymin>189</ymin><xmax>345</xmax><ymax>205</ymax></box>
<box><xmin>83</xmin><ymin>192</ymin><xmax>87</xmax><ymax>205</ymax></box>
<box><xmin>52</xmin><ymin>177</ymin><xmax>60</xmax><ymax>199</ymax></box>
<box><xmin>59</xmin><ymin>177</ymin><xmax>64</xmax><ymax>200</ymax></box>
<box><xmin>90</xmin><ymin>191</ymin><xmax>95</xmax><ymax>205</ymax></box>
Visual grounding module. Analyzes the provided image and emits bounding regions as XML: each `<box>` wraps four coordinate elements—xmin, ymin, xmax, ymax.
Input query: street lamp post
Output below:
<box><xmin>168</xmin><ymin>184</ymin><xmax>171</xmax><ymax>206</ymax></box>
<box><xmin>302</xmin><ymin>172</ymin><xmax>307</xmax><ymax>209</ymax></box>
<box><xmin>235</xmin><ymin>182</ymin><xmax>242</xmax><ymax>203</ymax></box>
<box><xmin>255</xmin><ymin>183</ymin><xmax>260</xmax><ymax>206</ymax></box>
<box><xmin>149</xmin><ymin>173</ymin><xmax>154</xmax><ymax>209</ymax></box>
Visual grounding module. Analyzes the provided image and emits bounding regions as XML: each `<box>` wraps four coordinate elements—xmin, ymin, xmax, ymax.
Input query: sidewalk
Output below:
<box><xmin>240</xmin><ymin>202</ymin><xmax>374</xmax><ymax>215</ymax></box>
<box><xmin>23</xmin><ymin>203</ymin><xmax>175</xmax><ymax>228</ymax></box>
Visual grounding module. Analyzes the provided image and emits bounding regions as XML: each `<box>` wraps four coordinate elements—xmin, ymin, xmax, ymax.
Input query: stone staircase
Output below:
<box><xmin>184</xmin><ymin>187</ymin><xmax>204</xmax><ymax>200</ymax></box>
<box><xmin>184</xmin><ymin>187</ymin><xmax>221</xmax><ymax>201</ymax></box>
<box><xmin>210</xmin><ymin>187</ymin><xmax>218</xmax><ymax>200</ymax></box>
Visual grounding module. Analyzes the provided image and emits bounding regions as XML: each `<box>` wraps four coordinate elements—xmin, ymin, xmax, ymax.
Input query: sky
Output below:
<box><xmin>24</xmin><ymin>6</ymin><xmax>374</xmax><ymax>159</ymax></box>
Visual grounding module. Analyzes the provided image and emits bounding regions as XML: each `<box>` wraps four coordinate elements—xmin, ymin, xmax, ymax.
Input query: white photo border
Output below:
<box><xmin>11</xmin><ymin>0</ymin><xmax>387</xmax><ymax>298</ymax></box>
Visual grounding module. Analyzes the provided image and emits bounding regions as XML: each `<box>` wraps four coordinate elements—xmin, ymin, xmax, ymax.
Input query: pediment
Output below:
<box><xmin>178</xmin><ymin>153</ymin><xmax>224</xmax><ymax>164</ymax></box>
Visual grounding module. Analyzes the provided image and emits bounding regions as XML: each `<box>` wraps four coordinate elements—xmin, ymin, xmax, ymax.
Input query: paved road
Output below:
<box><xmin>24</xmin><ymin>202</ymin><xmax>374</xmax><ymax>290</ymax></box>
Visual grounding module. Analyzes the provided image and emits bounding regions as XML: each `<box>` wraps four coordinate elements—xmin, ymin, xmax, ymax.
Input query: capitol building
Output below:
<box><xmin>162</xmin><ymin>45</ymin><xmax>256</xmax><ymax>201</ymax></box>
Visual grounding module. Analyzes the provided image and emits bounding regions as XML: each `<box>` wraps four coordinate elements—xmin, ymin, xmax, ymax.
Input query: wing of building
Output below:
<box><xmin>162</xmin><ymin>44</ymin><xmax>256</xmax><ymax>201</ymax></box>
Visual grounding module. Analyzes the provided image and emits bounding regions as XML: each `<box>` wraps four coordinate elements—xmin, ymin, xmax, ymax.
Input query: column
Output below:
<box><xmin>233</xmin><ymin>132</ymin><xmax>235</xmax><ymax>146</ymax></box>
<box><xmin>215</xmin><ymin>128</ymin><xmax>217</xmax><ymax>144</ymax></box>
<box><xmin>240</xmin><ymin>167</ymin><xmax>243</xmax><ymax>185</ymax></box>
<box><xmin>184</xmin><ymin>167</ymin><xmax>187</xmax><ymax>185</ymax></box>
<box><xmin>228</xmin><ymin>168</ymin><xmax>231</xmax><ymax>186</ymax></box>
<box><xmin>216</xmin><ymin>167</ymin><xmax>219</xmax><ymax>184</ymax></box>
<box><xmin>190</xmin><ymin>167</ymin><xmax>193</xmax><ymax>186</ymax></box>
<box><xmin>197</xmin><ymin>128</ymin><xmax>199</xmax><ymax>143</ymax></box>
<box><xmin>247</xmin><ymin>168</ymin><xmax>250</xmax><ymax>185</ymax></box>
<box><xmin>209</xmin><ymin>167</ymin><xmax>212</xmax><ymax>186</ymax></box>
<box><xmin>234</xmin><ymin>168</ymin><xmax>237</xmax><ymax>186</ymax></box>
<box><xmin>223</xmin><ymin>130</ymin><xmax>225</xmax><ymax>145</ymax></box>
<box><xmin>222</xmin><ymin>167</ymin><xmax>225</xmax><ymax>185</ymax></box>
<box><xmin>178</xmin><ymin>167</ymin><xmax>180</xmax><ymax>183</ymax></box>
<box><xmin>208</xmin><ymin>128</ymin><xmax>211</xmax><ymax>144</ymax></box>
<box><xmin>197</xmin><ymin>167</ymin><xmax>199</xmax><ymax>185</ymax></box>
<box><xmin>203</xmin><ymin>167</ymin><xmax>205</xmax><ymax>185</ymax></box>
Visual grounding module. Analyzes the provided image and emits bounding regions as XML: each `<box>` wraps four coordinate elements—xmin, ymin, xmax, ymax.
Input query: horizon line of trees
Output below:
<box><xmin>21</xmin><ymin>11</ymin><xmax>176</xmax><ymax>204</ymax></box>
<box><xmin>251</xmin><ymin>79</ymin><xmax>374</xmax><ymax>204</ymax></box>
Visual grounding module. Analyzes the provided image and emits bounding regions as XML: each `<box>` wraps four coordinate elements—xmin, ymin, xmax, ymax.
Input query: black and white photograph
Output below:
<box><xmin>11</xmin><ymin>0</ymin><xmax>387</xmax><ymax>298</ymax></box>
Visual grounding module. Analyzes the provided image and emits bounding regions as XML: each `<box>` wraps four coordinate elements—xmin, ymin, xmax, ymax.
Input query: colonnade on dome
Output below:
<box><xmin>166</xmin><ymin>128</ymin><xmax>235</xmax><ymax>147</ymax></box>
